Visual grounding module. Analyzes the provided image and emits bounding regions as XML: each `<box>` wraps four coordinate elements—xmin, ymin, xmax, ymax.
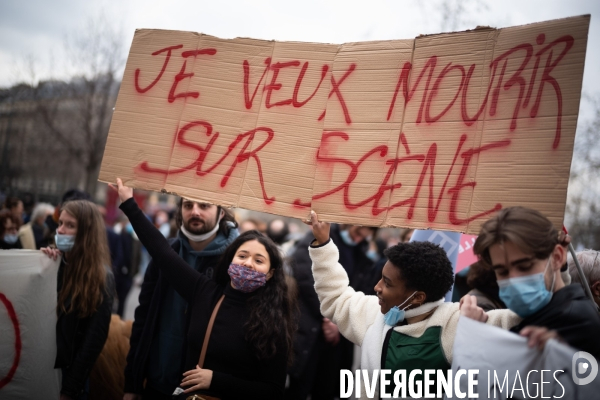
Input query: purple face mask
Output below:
<box><xmin>228</xmin><ymin>264</ymin><xmax>268</xmax><ymax>293</ymax></box>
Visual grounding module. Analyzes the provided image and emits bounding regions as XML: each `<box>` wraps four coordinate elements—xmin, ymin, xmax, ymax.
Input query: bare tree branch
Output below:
<box><xmin>26</xmin><ymin>15</ymin><xmax>125</xmax><ymax>194</ymax></box>
<box><xmin>566</xmin><ymin>95</ymin><xmax>600</xmax><ymax>248</ymax></box>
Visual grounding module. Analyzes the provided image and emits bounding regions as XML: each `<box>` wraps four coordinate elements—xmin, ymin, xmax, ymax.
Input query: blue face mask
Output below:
<box><xmin>366</xmin><ymin>249</ymin><xmax>379</xmax><ymax>262</ymax></box>
<box><xmin>3</xmin><ymin>234</ymin><xmax>18</xmax><ymax>244</ymax></box>
<box><xmin>340</xmin><ymin>229</ymin><xmax>357</xmax><ymax>247</ymax></box>
<box><xmin>55</xmin><ymin>233</ymin><xmax>75</xmax><ymax>252</ymax></box>
<box><xmin>498</xmin><ymin>259</ymin><xmax>555</xmax><ymax>318</ymax></box>
<box><xmin>383</xmin><ymin>291</ymin><xmax>416</xmax><ymax>326</ymax></box>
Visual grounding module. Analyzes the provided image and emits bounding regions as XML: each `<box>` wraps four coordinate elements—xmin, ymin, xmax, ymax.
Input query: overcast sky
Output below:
<box><xmin>1</xmin><ymin>0</ymin><xmax>599</xmax><ymax>119</ymax></box>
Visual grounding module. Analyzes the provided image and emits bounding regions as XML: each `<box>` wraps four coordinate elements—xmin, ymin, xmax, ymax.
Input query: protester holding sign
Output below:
<box><xmin>112</xmin><ymin>178</ymin><xmax>296</xmax><ymax>400</ymax></box>
<box><xmin>306</xmin><ymin>211</ymin><xmax>519</xmax><ymax>399</ymax></box>
<box><xmin>123</xmin><ymin>198</ymin><xmax>239</xmax><ymax>400</ymax></box>
<box><xmin>41</xmin><ymin>200</ymin><xmax>115</xmax><ymax>400</ymax></box>
<box><xmin>287</xmin><ymin>223</ymin><xmax>378</xmax><ymax>400</ymax></box>
<box><xmin>469</xmin><ymin>206</ymin><xmax>600</xmax><ymax>358</ymax></box>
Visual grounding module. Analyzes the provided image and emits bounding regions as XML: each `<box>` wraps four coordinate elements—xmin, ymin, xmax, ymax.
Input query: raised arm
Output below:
<box><xmin>306</xmin><ymin>211</ymin><xmax>379</xmax><ymax>346</ymax></box>
<box><xmin>111</xmin><ymin>178</ymin><xmax>202</xmax><ymax>301</ymax></box>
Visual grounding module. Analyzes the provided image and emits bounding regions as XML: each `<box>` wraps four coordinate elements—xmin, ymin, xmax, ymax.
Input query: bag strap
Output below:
<box><xmin>198</xmin><ymin>295</ymin><xmax>225</xmax><ymax>368</ymax></box>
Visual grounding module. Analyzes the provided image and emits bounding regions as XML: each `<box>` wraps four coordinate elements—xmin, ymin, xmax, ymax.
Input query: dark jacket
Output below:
<box><xmin>106</xmin><ymin>227</ymin><xmax>124</xmax><ymax>273</ymax></box>
<box><xmin>121</xmin><ymin>198</ymin><xmax>286</xmax><ymax>399</ymax></box>
<box><xmin>123</xmin><ymin>223</ymin><xmax>238</xmax><ymax>394</ymax></box>
<box><xmin>55</xmin><ymin>261</ymin><xmax>115</xmax><ymax>398</ymax></box>
<box><xmin>288</xmin><ymin>225</ymin><xmax>377</xmax><ymax>377</ymax></box>
<box><xmin>0</xmin><ymin>237</ymin><xmax>22</xmax><ymax>249</ymax></box>
<box><xmin>510</xmin><ymin>284</ymin><xmax>600</xmax><ymax>358</ymax></box>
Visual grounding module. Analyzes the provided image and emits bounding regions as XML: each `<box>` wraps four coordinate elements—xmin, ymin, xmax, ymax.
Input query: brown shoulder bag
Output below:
<box><xmin>182</xmin><ymin>294</ymin><xmax>225</xmax><ymax>400</ymax></box>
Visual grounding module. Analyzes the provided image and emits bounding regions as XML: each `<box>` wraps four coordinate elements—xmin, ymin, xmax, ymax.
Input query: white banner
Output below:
<box><xmin>451</xmin><ymin>316</ymin><xmax>600</xmax><ymax>399</ymax></box>
<box><xmin>0</xmin><ymin>250</ymin><xmax>61</xmax><ymax>399</ymax></box>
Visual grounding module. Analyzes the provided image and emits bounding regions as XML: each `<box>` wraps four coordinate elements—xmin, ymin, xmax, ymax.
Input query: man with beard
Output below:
<box><xmin>123</xmin><ymin>199</ymin><xmax>239</xmax><ymax>400</ymax></box>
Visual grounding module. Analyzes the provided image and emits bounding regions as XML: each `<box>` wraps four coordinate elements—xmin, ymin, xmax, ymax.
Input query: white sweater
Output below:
<box><xmin>310</xmin><ymin>240</ymin><xmax>521</xmax><ymax>399</ymax></box>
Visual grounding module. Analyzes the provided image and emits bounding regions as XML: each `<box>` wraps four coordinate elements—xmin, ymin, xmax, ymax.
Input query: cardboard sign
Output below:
<box><xmin>99</xmin><ymin>15</ymin><xmax>590</xmax><ymax>233</ymax></box>
<box><xmin>0</xmin><ymin>251</ymin><xmax>61</xmax><ymax>399</ymax></box>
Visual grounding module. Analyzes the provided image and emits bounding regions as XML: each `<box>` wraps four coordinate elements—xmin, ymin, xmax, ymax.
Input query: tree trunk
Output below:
<box><xmin>85</xmin><ymin>162</ymin><xmax>100</xmax><ymax>197</ymax></box>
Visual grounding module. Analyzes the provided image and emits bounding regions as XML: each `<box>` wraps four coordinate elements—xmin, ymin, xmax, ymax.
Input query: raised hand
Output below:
<box><xmin>108</xmin><ymin>178</ymin><xmax>134</xmax><ymax>203</ymax></box>
<box><xmin>305</xmin><ymin>210</ymin><xmax>330</xmax><ymax>246</ymax></box>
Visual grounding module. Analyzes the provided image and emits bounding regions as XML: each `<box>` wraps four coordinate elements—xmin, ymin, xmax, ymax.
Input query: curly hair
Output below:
<box><xmin>214</xmin><ymin>230</ymin><xmax>297</xmax><ymax>362</ymax></box>
<box><xmin>384</xmin><ymin>241</ymin><xmax>454</xmax><ymax>302</ymax></box>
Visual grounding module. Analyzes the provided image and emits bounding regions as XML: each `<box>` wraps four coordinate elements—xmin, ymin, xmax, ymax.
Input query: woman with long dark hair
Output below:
<box><xmin>42</xmin><ymin>200</ymin><xmax>115</xmax><ymax>400</ymax></box>
<box><xmin>112</xmin><ymin>179</ymin><xmax>296</xmax><ymax>399</ymax></box>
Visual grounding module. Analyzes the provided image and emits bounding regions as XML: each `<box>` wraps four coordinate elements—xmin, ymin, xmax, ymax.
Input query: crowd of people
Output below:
<box><xmin>1</xmin><ymin>185</ymin><xmax>599</xmax><ymax>400</ymax></box>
